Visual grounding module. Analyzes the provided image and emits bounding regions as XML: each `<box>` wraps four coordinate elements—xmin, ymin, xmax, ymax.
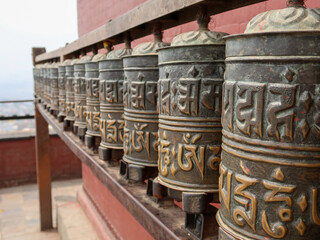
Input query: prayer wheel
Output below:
<box><xmin>152</xmin><ymin>11</ymin><xmax>227</xmax><ymax>240</ymax></box>
<box><xmin>121</xmin><ymin>31</ymin><xmax>169</xmax><ymax>181</ymax></box>
<box><xmin>33</xmin><ymin>65</ymin><xmax>38</xmax><ymax>99</ymax></box>
<box><xmin>157</xmin><ymin>12</ymin><xmax>227</xmax><ymax>194</ymax></box>
<box><xmin>42</xmin><ymin>63</ymin><xmax>50</xmax><ymax>109</ymax></box>
<box><xmin>40</xmin><ymin>64</ymin><xmax>46</xmax><ymax>104</ymax></box>
<box><xmin>98</xmin><ymin>47</ymin><xmax>132</xmax><ymax>162</ymax></box>
<box><xmin>84</xmin><ymin>53</ymin><xmax>105</xmax><ymax>150</ymax></box>
<box><xmin>74</xmin><ymin>55</ymin><xmax>92</xmax><ymax>139</ymax></box>
<box><xmin>36</xmin><ymin>65</ymin><xmax>42</xmax><ymax>100</ymax></box>
<box><xmin>65</xmin><ymin>59</ymin><xmax>79</xmax><ymax>128</ymax></box>
<box><xmin>58</xmin><ymin>60</ymin><xmax>70</xmax><ymax>122</ymax></box>
<box><xmin>49</xmin><ymin>62</ymin><xmax>59</xmax><ymax>116</ymax></box>
<box><xmin>217</xmin><ymin>1</ymin><xmax>320</xmax><ymax>239</ymax></box>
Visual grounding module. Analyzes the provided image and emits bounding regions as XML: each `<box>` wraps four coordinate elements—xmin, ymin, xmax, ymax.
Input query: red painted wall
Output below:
<box><xmin>77</xmin><ymin>0</ymin><xmax>320</xmax><ymax>50</ymax></box>
<box><xmin>0</xmin><ymin>136</ymin><xmax>81</xmax><ymax>188</ymax></box>
<box><xmin>82</xmin><ymin>164</ymin><xmax>153</xmax><ymax>240</ymax></box>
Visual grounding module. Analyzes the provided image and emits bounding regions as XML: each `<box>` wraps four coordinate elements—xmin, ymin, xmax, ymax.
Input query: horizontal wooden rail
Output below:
<box><xmin>35</xmin><ymin>0</ymin><xmax>266</xmax><ymax>63</ymax></box>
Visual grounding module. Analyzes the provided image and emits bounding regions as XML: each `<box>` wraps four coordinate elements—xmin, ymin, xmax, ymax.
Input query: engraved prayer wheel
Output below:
<box><xmin>58</xmin><ymin>60</ymin><xmax>70</xmax><ymax>122</ymax></box>
<box><xmin>217</xmin><ymin>1</ymin><xmax>320</xmax><ymax>239</ymax></box>
<box><xmin>84</xmin><ymin>53</ymin><xmax>105</xmax><ymax>148</ymax></box>
<box><xmin>44</xmin><ymin>63</ymin><xmax>51</xmax><ymax>110</ymax></box>
<box><xmin>39</xmin><ymin>64</ymin><xmax>45</xmax><ymax>104</ymax></box>
<box><xmin>65</xmin><ymin>59</ymin><xmax>79</xmax><ymax>124</ymax></box>
<box><xmin>49</xmin><ymin>62</ymin><xmax>59</xmax><ymax>116</ymax></box>
<box><xmin>157</xmin><ymin>14</ymin><xmax>227</xmax><ymax>194</ymax></box>
<box><xmin>36</xmin><ymin>65</ymin><xmax>42</xmax><ymax>99</ymax></box>
<box><xmin>98</xmin><ymin>47</ymin><xmax>132</xmax><ymax>161</ymax></box>
<box><xmin>33</xmin><ymin>65</ymin><xmax>38</xmax><ymax>98</ymax></box>
<box><xmin>74</xmin><ymin>55</ymin><xmax>92</xmax><ymax>138</ymax></box>
<box><xmin>121</xmin><ymin>31</ymin><xmax>169</xmax><ymax>181</ymax></box>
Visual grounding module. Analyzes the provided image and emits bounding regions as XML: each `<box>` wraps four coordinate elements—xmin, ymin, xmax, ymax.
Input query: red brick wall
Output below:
<box><xmin>77</xmin><ymin>0</ymin><xmax>320</xmax><ymax>50</ymax></box>
<box><xmin>0</xmin><ymin>136</ymin><xmax>81</xmax><ymax>188</ymax></box>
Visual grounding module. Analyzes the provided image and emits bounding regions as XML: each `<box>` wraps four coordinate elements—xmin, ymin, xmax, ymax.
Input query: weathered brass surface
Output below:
<box><xmin>39</xmin><ymin>64</ymin><xmax>45</xmax><ymax>104</ymax></box>
<box><xmin>49</xmin><ymin>63</ymin><xmax>59</xmax><ymax>112</ymax></box>
<box><xmin>85</xmin><ymin>54</ymin><xmax>105</xmax><ymax>137</ymax></box>
<box><xmin>99</xmin><ymin>48</ymin><xmax>132</xmax><ymax>151</ymax></box>
<box><xmin>217</xmin><ymin>2</ymin><xmax>320</xmax><ymax>239</ymax></box>
<box><xmin>58</xmin><ymin>60</ymin><xmax>70</xmax><ymax>119</ymax></box>
<box><xmin>65</xmin><ymin>59</ymin><xmax>79</xmax><ymax>122</ymax></box>
<box><xmin>157</xmin><ymin>16</ymin><xmax>227</xmax><ymax>193</ymax></box>
<box><xmin>33</xmin><ymin>65</ymin><xmax>40</xmax><ymax>98</ymax></box>
<box><xmin>74</xmin><ymin>56</ymin><xmax>92</xmax><ymax>131</ymax></box>
<box><xmin>122</xmin><ymin>37</ymin><xmax>169</xmax><ymax>168</ymax></box>
<box><xmin>42</xmin><ymin>63</ymin><xmax>50</xmax><ymax>108</ymax></box>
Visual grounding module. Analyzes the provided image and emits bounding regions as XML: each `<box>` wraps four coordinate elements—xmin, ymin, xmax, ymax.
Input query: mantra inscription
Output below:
<box><xmin>65</xmin><ymin>64</ymin><xmax>76</xmax><ymax>121</ymax></box>
<box><xmin>219</xmin><ymin>79</ymin><xmax>320</xmax><ymax>239</ymax></box>
<box><xmin>86</xmin><ymin>77</ymin><xmax>100</xmax><ymax>136</ymax></box>
<box><xmin>122</xmin><ymin>52</ymin><xmax>160</xmax><ymax>167</ymax></box>
<box><xmin>157</xmin><ymin>42</ymin><xmax>225</xmax><ymax>192</ymax></box>
<box><xmin>50</xmin><ymin>71</ymin><xmax>59</xmax><ymax>111</ymax></box>
<box><xmin>98</xmin><ymin>50</ymin><xmax>131</xmax><ymax>151</ymax></box>
<box><xmin>218</xmin><ymin>31</ymin><xmax>320</xmax><ymax>240</ymax></box>
<box><xmin>159</xmin><ymin>131</ymin><xmax>221</xmax><ymax>179</ymax></box>
<box><xmin>218</xmin><ymin>162</ymin><xmax>320</xmax><ymax>239</ymax></box>
<box><xmin>123</xmin><ymin>80</ymin><xmax>157</xmax><ymax>111</ymax></box>
<box><xmin>222</xmin><ymin>81</ymin><xmax>320</xmax><ymax>143</ymax></box>
<box><xmin>157</xmin><ymin>73</ymin><xmax>223</xmax><ymax>191</ymax></box>
<box><xmin>123</xmin><ymin>75</ymin><xmax>159</xmax><ymax>166</ymax></box>
<box><xmin>123</xmin><ymin>122</ymin><xmax>158</xmax><ymax>159</ymax></box>
<box><xmin>58</xmin><ymin>66</ymin><xmax>66</xmax><ymax>117</ymax></box>
<box><xmin>99</xmin><ymin>78</ymin><xmax>125</xmax><ymax>148</ymax></box>
<box><xmin>74</xmin><ymin>76</ymin><xmax>87</xmax><ymax>127</ymax></box>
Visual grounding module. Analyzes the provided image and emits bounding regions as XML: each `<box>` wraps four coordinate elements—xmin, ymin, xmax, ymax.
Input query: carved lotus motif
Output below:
<box><xmin>245</xmin><ymin>7</ymin><xmax>320</xmax><ymax>33</ymax></box>
<box><xmin>132</xmin><ymin>41</ymin><xmax>170</xmax><ymax>55</ymax></box>
<box><xmin>106</xmin><ymin>49</ymin><xmax>132</xmax><ymax>59</ymax></box>
<box><xmin>171</xmin><ymin>30</ymin><xmax>228</xmax><ymax>46</ymax></box>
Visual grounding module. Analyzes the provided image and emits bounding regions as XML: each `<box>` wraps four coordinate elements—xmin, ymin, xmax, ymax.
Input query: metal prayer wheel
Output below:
<box><xmin>65</xmin><ymin>59</ymin><xmax>79</xmax><ymax>126</ymax></box>
<box><xmin>44</xmin><ymin>63</ymin><xmax>51</xmax><ymax>110</ymax></box>
<box><xmin>58</xmin><ymin>60</ymin><xmax>70</xmax><ymax>122</ymax></box>
<box><xmin>35</xmin><ymin>65</ymin><xmax>42</xmax><ymax>99</ymax></box>
<box><xmin>84</xmin><ymin>53</ymin><xmax>105</xmax><ymax>149</ymax></box>
<box><xmin>74</xmin><ymin>55</ymin><xmax>92</xmax><ymax>138</ymax></box>
<box><xmin>98</xmin><ymin>47</ymin><xmax>132</xmax><ymax>162</ymax></box>
<box><xmin>39</xmin><ymin>64</ymin><xmax>45</xmax><ymax>104</ymax></box>
<box><xmin>157</xmin><ymin>15</ymin><xmax>227</xmax><ymax>194</ymax></box>
<box><xmin>121</xmin><ymin>33</ymin><xmax>169</xmax><ymax>181</ymax></box>
<box><xmin>33</xmin><ymin>65</ymin><xmax>38</xmax><ymax>98</ymax></box>
<box><xmin>41</xmin><ymin>63</ymin><xmax>48</xmax><ymax>108</ymax></box>
<box><xmin>217</xmin><ymin>1</ymin><xmax>320</xmax><ymax>240</ymax></box>
<box><xmin>49</xmin><ymin>63</ymin><xmax>59</xmax><ymax>116</ymax></box>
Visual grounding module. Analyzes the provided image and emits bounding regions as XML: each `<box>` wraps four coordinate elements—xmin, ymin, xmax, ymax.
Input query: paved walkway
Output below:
<box><xmin>0</xmin><ymin>179</ymin><xmax>82</xmax><ymax>240</ymax></box>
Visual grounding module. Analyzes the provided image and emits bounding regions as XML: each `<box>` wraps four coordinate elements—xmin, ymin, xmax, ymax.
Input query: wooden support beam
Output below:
<box><xmin>32</xmin><ymin>47</ymin><xmax>46</xmax><ymax>66</ymax></box>
<box><xmin>35</xmin><ymin>104</ymin><xmax>53</xmax><ymax>230</ymax></box>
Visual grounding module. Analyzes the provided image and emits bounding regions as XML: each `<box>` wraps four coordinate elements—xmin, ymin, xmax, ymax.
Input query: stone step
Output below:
<box><xmin>57</xmin><ymin>201</ymin><xmax>99</xmax><ymax>240</ymax></box>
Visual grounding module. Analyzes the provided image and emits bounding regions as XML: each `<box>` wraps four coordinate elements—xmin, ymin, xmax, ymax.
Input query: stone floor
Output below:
<box><xmin>0</xmin><ymin>179</ymin><xmax>82</xmax><ymax>240</ymax></box>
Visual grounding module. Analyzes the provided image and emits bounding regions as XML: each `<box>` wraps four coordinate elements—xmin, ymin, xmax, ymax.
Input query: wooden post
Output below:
<box><xmin>32</xmin><ymin>47</ymin><xmax>46</xmax><ymax>66</ymax></box>
<box><xmin>35</xmin><ymin>104</ymin><xmax>53</xmax><ymax>230</ymax></box>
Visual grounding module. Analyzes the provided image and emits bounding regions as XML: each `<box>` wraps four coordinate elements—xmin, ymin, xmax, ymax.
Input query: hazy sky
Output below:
<box><xmin>0</xmin><ymin>0</ymin><xmax>78</xmax><ymax>100</ymax></box>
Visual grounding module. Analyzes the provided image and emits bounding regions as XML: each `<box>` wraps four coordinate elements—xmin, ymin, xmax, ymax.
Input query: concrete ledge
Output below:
<box><xmin>57</xmin><ymin>199</ymin><xmax>99</xmax><ymax>240</ymax></box>
<box><xmin>77</xmin><ymin>190</ymin><xmax>116</xmax><ymax>240</ymax></box>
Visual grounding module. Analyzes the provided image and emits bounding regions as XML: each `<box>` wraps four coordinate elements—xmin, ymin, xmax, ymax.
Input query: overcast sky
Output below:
<box><xmin>0</xmin><ymin>0</ymin><xmax>78</xmax><ymax>100</ymax></box>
